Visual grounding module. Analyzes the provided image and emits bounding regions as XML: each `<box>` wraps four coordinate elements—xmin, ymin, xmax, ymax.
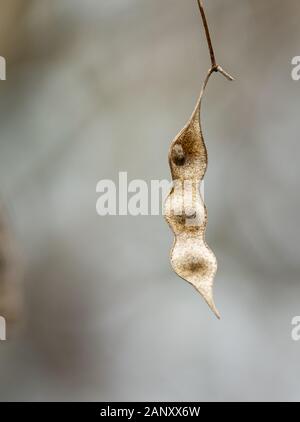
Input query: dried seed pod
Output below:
<box><xmin>164</xmin><ymin>0</ymin><xmax>234</xmax><ymax>318</ymax></box>
<box><xmin>165</xmin><ymin>68</ymin><xmax>220</xmax><ymax>318</ymax></box>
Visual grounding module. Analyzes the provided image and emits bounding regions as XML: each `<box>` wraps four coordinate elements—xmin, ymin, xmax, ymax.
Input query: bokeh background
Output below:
<box><xmin>0</xmin><ymin>0</ymin><xmax>299</xmax><ymax>401</ymax></box>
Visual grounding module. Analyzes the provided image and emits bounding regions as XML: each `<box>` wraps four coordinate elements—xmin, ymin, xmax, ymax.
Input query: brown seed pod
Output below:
<box><xmin>165</xmin><ymin>68</ymin><xmax>219</xmax><ymax>317</ymax></box>
<box><xmin>164</xmin><ymin>1</ymin><xmax>234</xmax><ymax>318</ymax></box>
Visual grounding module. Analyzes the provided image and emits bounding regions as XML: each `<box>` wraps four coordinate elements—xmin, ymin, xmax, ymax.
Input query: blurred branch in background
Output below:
<box><xmin>0</xmin><ymin>0</ymin><xmax>31</xmax><ymax>62</ymax></box>
<box><xmin>0</xmin><ymin>206</ymin><xmax>22</xmax><ymax>328</ymax></box>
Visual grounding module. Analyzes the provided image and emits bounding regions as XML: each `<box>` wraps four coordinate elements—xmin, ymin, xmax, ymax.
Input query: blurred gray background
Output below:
<box><xmin>0</xmin><ymin>0</ymin><xmax>299</xmax><ymax>401</ymax></box>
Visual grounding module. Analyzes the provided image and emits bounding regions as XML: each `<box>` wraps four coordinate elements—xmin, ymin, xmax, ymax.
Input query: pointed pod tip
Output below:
<box><xmin>207</xmin><ymin>297</ymin><xmax>221</xmax><ymax>320</ymax></box>
<box><xmin>213</xmin><ymin>307</ymin><xmax>221</xmax><ymax>320</ymax></box>
<box><xmin>194</xmin><ymin>284</ymin><xmax>220</xmax><ymax>319</ymax></box>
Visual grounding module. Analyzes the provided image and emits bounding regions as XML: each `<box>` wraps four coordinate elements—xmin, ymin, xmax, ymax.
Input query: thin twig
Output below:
<box><xmin>197</xmin><ymin>0</ymin><xmax>216</xmax><ymax>68</ymax></box>
<box><xmin>196</xmin><ymin>0</ymin><xmax>234</xmax><ymax>81</ymax></box>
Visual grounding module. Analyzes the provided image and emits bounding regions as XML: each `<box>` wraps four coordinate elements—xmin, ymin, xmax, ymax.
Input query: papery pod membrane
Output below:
<box><xmin>164</xmin><ymin>69</ymin><xmax>219</xmax><ymax>318</ymax></box>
